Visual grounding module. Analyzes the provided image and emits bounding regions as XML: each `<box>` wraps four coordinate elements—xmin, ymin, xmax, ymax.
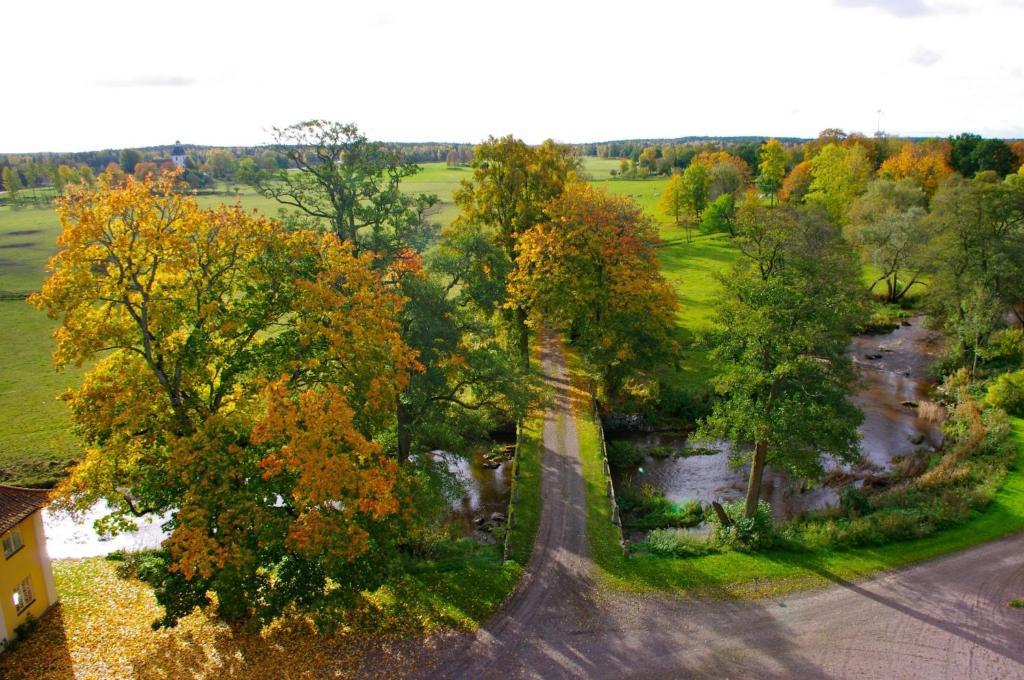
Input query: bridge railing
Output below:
<box><xmin>591</xmin><ymin>395</ymin><xmax>628</xmax><ymax>556</ymax></box>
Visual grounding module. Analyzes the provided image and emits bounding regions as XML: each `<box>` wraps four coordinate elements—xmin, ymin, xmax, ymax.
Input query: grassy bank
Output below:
<box><xmin>578</xmin><ymin>370</ymin><xmax>1024</xmax><ymax>598</ymax></box>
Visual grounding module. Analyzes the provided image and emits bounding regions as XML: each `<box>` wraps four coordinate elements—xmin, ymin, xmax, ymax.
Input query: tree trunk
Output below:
<box><xmin>396</xmin><ymin>401</ymin><xmax>412</xmax><ymax>464</ymax></box>
<box><xmin>744</xmin><ymin>440</ymin><xmax>768</xmax><ymax>518</ymax></box>
<box><xmin>516</xmin><ymin>305</ymin><xmax>530</xmax><ymax>368</ymax></box>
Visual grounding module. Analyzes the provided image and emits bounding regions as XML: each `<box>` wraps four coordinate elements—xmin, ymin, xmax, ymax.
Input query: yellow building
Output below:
<box><xmin>0</xmin><ymin>486</ymin><xmax>57</xmax><ymax>650</ymax></box>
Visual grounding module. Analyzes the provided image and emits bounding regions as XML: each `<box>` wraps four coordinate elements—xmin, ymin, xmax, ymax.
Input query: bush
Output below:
<box><xmin>986</xmin><ymin>370</ymin><xmax>1024</xmax><ymax>416</ymax></box>
<box><xmin>980</xmin><ymin>328</ymin><xmax>1024</xmax><ymax>369</ymax></box>
<box><xmin>636</xmin><ymin>528</ymin><xmax>713</xmax><ymax>557</ymax></box>
<box><xmin>606</xmin><ymin>440</ymin><xmax>644</xmax><ymax>468</ymax></box>
<box><xmin>617</xmin><ymin>485</ymin><xmax>704</xmax><ymax>530</ymax></box>
<box><xmin>648</xmin><ymin>446</ymin><xmax>674</xmax><ymax>459</ymax></box>
<box><xmin>709</xmin><ymin>499</ymin><xmax>775</xmax><ymax>550</ymax></box>
<box><xmin>862</xmin><ymin>303</ymin><xmax>910</xmax><ymax>333</ymax></box>
<box><xmin>109</xmin><ymin>548</ymin><xmax>168</xmax><ymax>581</ymax></box>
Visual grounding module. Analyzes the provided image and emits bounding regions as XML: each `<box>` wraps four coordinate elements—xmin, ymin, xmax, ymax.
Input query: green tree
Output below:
<box><xmin>119</xmin><ymin>148</ymin><xmax>142</xmax><ymax>174</ymax></box>
<box><xmin>757</xmin><ymin>139</ymin><xmax>787</xmax><ymax>205</ymax></box>
<box><xmin>805</xmin><ymin>143</ymin><xmax>872</xmax><ymax>224</ymax></box>
<box><xmin>847</xmin><ymin>179</ymin><xmax>930</xmax><ymax>303</ymax></box>
<box><xmin>1</xmin><ymin>166</ymin><xmax>19</xmax><ymax>204</ymax></box>
<box><xmin>680</xmin><ymin>162</ymin><xmax>709</xmax><ymax>218</ymax></box>
<box><xmin>453</xmin><ymin>136</ymin><xmax>578</xmax><ymax>365</ymax></box>
<box><xmin>926</xmin><ymin>173</ymin><xmax>1024</xmax><ymax>368</ymax></box>
<box><xmin>252</xmin><ymin>120</ymin><xmax>436</xmax><ymax>258</ymax></box>
<box><xmin>701</xmin><ymin>193</ymin><xmax>736</xmax><ymax>236</ymax></box>
<box><xmin>204</xmin><ymin>150</ymin><xmax>238</xmax><ymax>181</ymax></box>
<box><xmin>699</xmin><ymin>204</ymin><xmax>866</xmax><ymax>518</ymax></box>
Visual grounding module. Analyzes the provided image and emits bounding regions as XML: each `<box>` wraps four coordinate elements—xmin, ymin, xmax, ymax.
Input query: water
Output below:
<box><xmin>42</xmin><ymin>444</ymin><xmax>515</xmax><ymax>557</ymax></box>
<box><xmin>611</xmin><ymin>316</ymin><xmax>943</xmax><ymax>521</ymax></box>
<box><xmin>435</xmin><ymin>446</ymin><xmax>514</xmax><ymax>542</ymax></box>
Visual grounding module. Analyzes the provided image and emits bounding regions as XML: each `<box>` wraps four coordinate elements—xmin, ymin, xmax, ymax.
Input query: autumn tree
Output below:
<box><xmin>699</xmin><ymin>202</ymin><xmax>865</xmax><ymax>518</ymax></box>
<box><xmin>453</xmin><ymin>136</ymin><xmax>578</xmax><ymax>365</ymax></box>
<box><xmin>258</xmin><ymin>124</ymin><xmax>538</xmax><ymax>462</ymax></box>
<box><xmin>757</xmin><ymin>139</ymin><xmax>787</xmax><ymax>205</ymax></box>
<box><xmin>779</xmin><ymin>160</ymin><xmax>813</xmax><ymax>204</ymax></box>
<box><xmin>847</xmin><ymin>179</ymin><xmax>930</xmax><ymax>303</ymax></box>
<box><xmin>510</xmin><ymin>183</ymin><xmax>678</xmax><ymax>398</ymax></box>
<box><xmin>878</xmin><ymin>141</ymin><xmax>953</xmax><ymax>197</ymax></box>
<box><xmin>658</xmin><ymin>173</ymin><xmax>686</xmax><ymax>224</ymax></box>
<box><xmin>805</xmin><ymin>143</ymin><xmax>872</xmax><ymax>224</ymax></box>
<box><xmin>31</xmin><ymin>172</ymin><xmax>419</xmax><ymax>627</ymax></box>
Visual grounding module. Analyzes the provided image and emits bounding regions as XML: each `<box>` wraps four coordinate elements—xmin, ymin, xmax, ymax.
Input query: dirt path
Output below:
<box><xmin>418</xmin><ymin>335</ymin><xmax>1024</xmax><ymax>679</ymax></box>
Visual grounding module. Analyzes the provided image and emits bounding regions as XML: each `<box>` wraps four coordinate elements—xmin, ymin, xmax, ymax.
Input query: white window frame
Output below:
<box><xmin>12</xmin><ymin>577</ymin><xmax>34</xmax><ymax>614</ymax></box>
<box><xmin>2</xmin><ymin>530</ymin><xmax>24</xmax><ymax>559</ymax></box>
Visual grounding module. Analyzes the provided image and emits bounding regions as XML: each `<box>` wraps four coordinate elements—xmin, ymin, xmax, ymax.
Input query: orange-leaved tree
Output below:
<box><xmin>30</xmin><ymin>171</ymin><xmax>418</xmax><ymax>627</ymax></box>
<box><xmin>510</xmin><ymin>183</ymin><xmax>679</xmax><ymax>399</ymax></box>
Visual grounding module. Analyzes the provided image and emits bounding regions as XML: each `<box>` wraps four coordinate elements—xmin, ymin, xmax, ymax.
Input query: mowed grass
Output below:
<box><xmin>0</xmin><ymin>163</ymin><xmax>471</xmax><ymax>487</ymax></box>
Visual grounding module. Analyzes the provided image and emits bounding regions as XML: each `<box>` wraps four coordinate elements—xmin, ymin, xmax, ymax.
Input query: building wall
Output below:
<box><xmin>0</xmin><ymin>512</ymin><xmax>57</xmax><ymax>646</ymax></box>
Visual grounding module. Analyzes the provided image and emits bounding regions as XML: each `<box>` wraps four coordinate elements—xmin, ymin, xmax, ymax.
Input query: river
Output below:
<box><xmin>611</xmin><ymin>316</ymin><xmax>944</xmax><ymax>521</ymax></box>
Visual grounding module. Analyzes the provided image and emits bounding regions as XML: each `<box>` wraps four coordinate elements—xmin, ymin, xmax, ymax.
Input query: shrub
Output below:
<box><xmin>617</xmin><ymin>485</ymin><xmax>704</xmax><ymax>530</ymax></box>
<box><xmin>636</xmin><ymin>528</ymin><xmax>713</xmax><ymax>557</ymax></box>
<box><xmin>862</xmin><ymin>303</ymin><xmax>910</xmax><ymax>333</ymax></box>
<box><xmin>986</xmin><ymin>370</ymin><xmax>1024</xmax><ymax>416</ymax></box>
<box><xmin>709</xmin><ymin>499</ymin><xmax>775</xmax><ymax>550</ymax></box>
<box><xmin>109</xmin><ymin>549</ymin><xmax>168</xmax><ymax>581</ymax></box>
<box><xmin>980</xmin><ymin>328</ymin><xmax>1024</xmax><ymax>369</ymax></box>
<box><xmin>606</xmin><ymin>440</ymin><xmax>645</xmax><ymax>468</ymax></box>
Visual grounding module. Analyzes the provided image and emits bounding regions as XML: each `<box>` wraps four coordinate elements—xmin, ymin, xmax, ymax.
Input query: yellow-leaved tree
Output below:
<box><xmin>30</xmin><ymin>171</ymin><xmax>418</xmax><ymax>627</ymax></box>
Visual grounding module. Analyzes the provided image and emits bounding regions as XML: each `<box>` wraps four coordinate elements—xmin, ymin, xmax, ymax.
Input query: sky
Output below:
<box><xmin>3</xmin><ymin>0</ymin><xmax>1023</xmax><ymax>152</ymax></box>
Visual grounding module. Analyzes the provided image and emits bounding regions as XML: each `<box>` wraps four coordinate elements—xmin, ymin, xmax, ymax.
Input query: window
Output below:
<box><xmin>2</xmin><ymin>530</ymin><xmax>24</xmax><ymax>559</ymax></box>
<box><xmin>12</xmin><ymin>577</ymin><xmax>34</xmax><ymax>613</ymax></box>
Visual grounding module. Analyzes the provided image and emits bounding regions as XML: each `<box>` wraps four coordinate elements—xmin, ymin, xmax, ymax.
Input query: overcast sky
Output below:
<box><xmin>3</xmin><ymin>0</ymin><xmax>1023</xmax><ymax>152</ymax></box>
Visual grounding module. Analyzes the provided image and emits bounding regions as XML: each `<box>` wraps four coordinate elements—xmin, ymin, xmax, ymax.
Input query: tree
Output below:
<box><xmin>30</xmin><ymin>172</ymin><xmax>419</xmax><ymax>627</ymax></box>
<box><xmin>757</xmin><ymin>139</ymin><xmax>787</xmax><ymax>204</ymax></box>
<box><xmin>251</xmin><ymin>120</ymin><xmax>436</xmax><ymax>259</ymax></box>
<box><xmin>257</xmin><ymin>123</ymin><xmax>537</xmax><ymax>463</ymax></box>
<box><xmin>453</xmin><ymin>135</ymin><xmax>578</xmax><ymax>365</ymax></box>
<box><xmin>204</xmin><ymin>150</ymin><xmax>238</xmax><ymax>181</ymax></box>
<box><xmin>701</xmin><ymin>193</ymin><xmax>737</xmax><ymax>236</ymax></box>
<box><xmin>119</xmin><ymin>148</ymin><xmax>142</xmax><ymax>174</ymax></box>
<box><xmin>509</xmin><ymin>183</ymin><xmax>678</xmax><ymax>397</ymax></box>
<box><xmin>926</xmin><ymin>173</ymin><xmax>1024</xmax><ymax>368</ymax></box>
<box><xmin>805</xmin><ymin>143</ymin><xmax>872</xmax><ymax>224</ymax></box>
<box><xmin>2</xmin><ymin>166</ymin><xmax>20</xmax><ymax>204</ymax></box>
<box><xmin>679</xmin><ymin>162</ymin><xmax>709</xmax><ymax>218</ymax></box>
<box><xmin>658</xmin><ymin>173</ymin><xmax>686</xmax><ymax>224</ymax></box>
<box><xmin>971</xmin><ymin>139</ymin><xmax>1016</xmax><ymax>177</ymax></box>
<box><xmin>780</xmin><ymin>160</ymin><xmax>813</xmax><ymax>204</ymax></box>
<box><xmin>847</xmin><ymin>179</ymin><xmax>929</xmax><ymax>303</ymax></box>
<box><xmin>699</xmin><ymin>204</ymin><xmax>865</xmax><ymax>518</ymax></box>
<box><xmin>949</xmin><ymin>132</ymin><xmax>982</xmax><ymax>177</ymax></box>
<box><xmin>878</xmin><ymin>141</ymin><xmax>953</xmax><ymax>197</ymax></box>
